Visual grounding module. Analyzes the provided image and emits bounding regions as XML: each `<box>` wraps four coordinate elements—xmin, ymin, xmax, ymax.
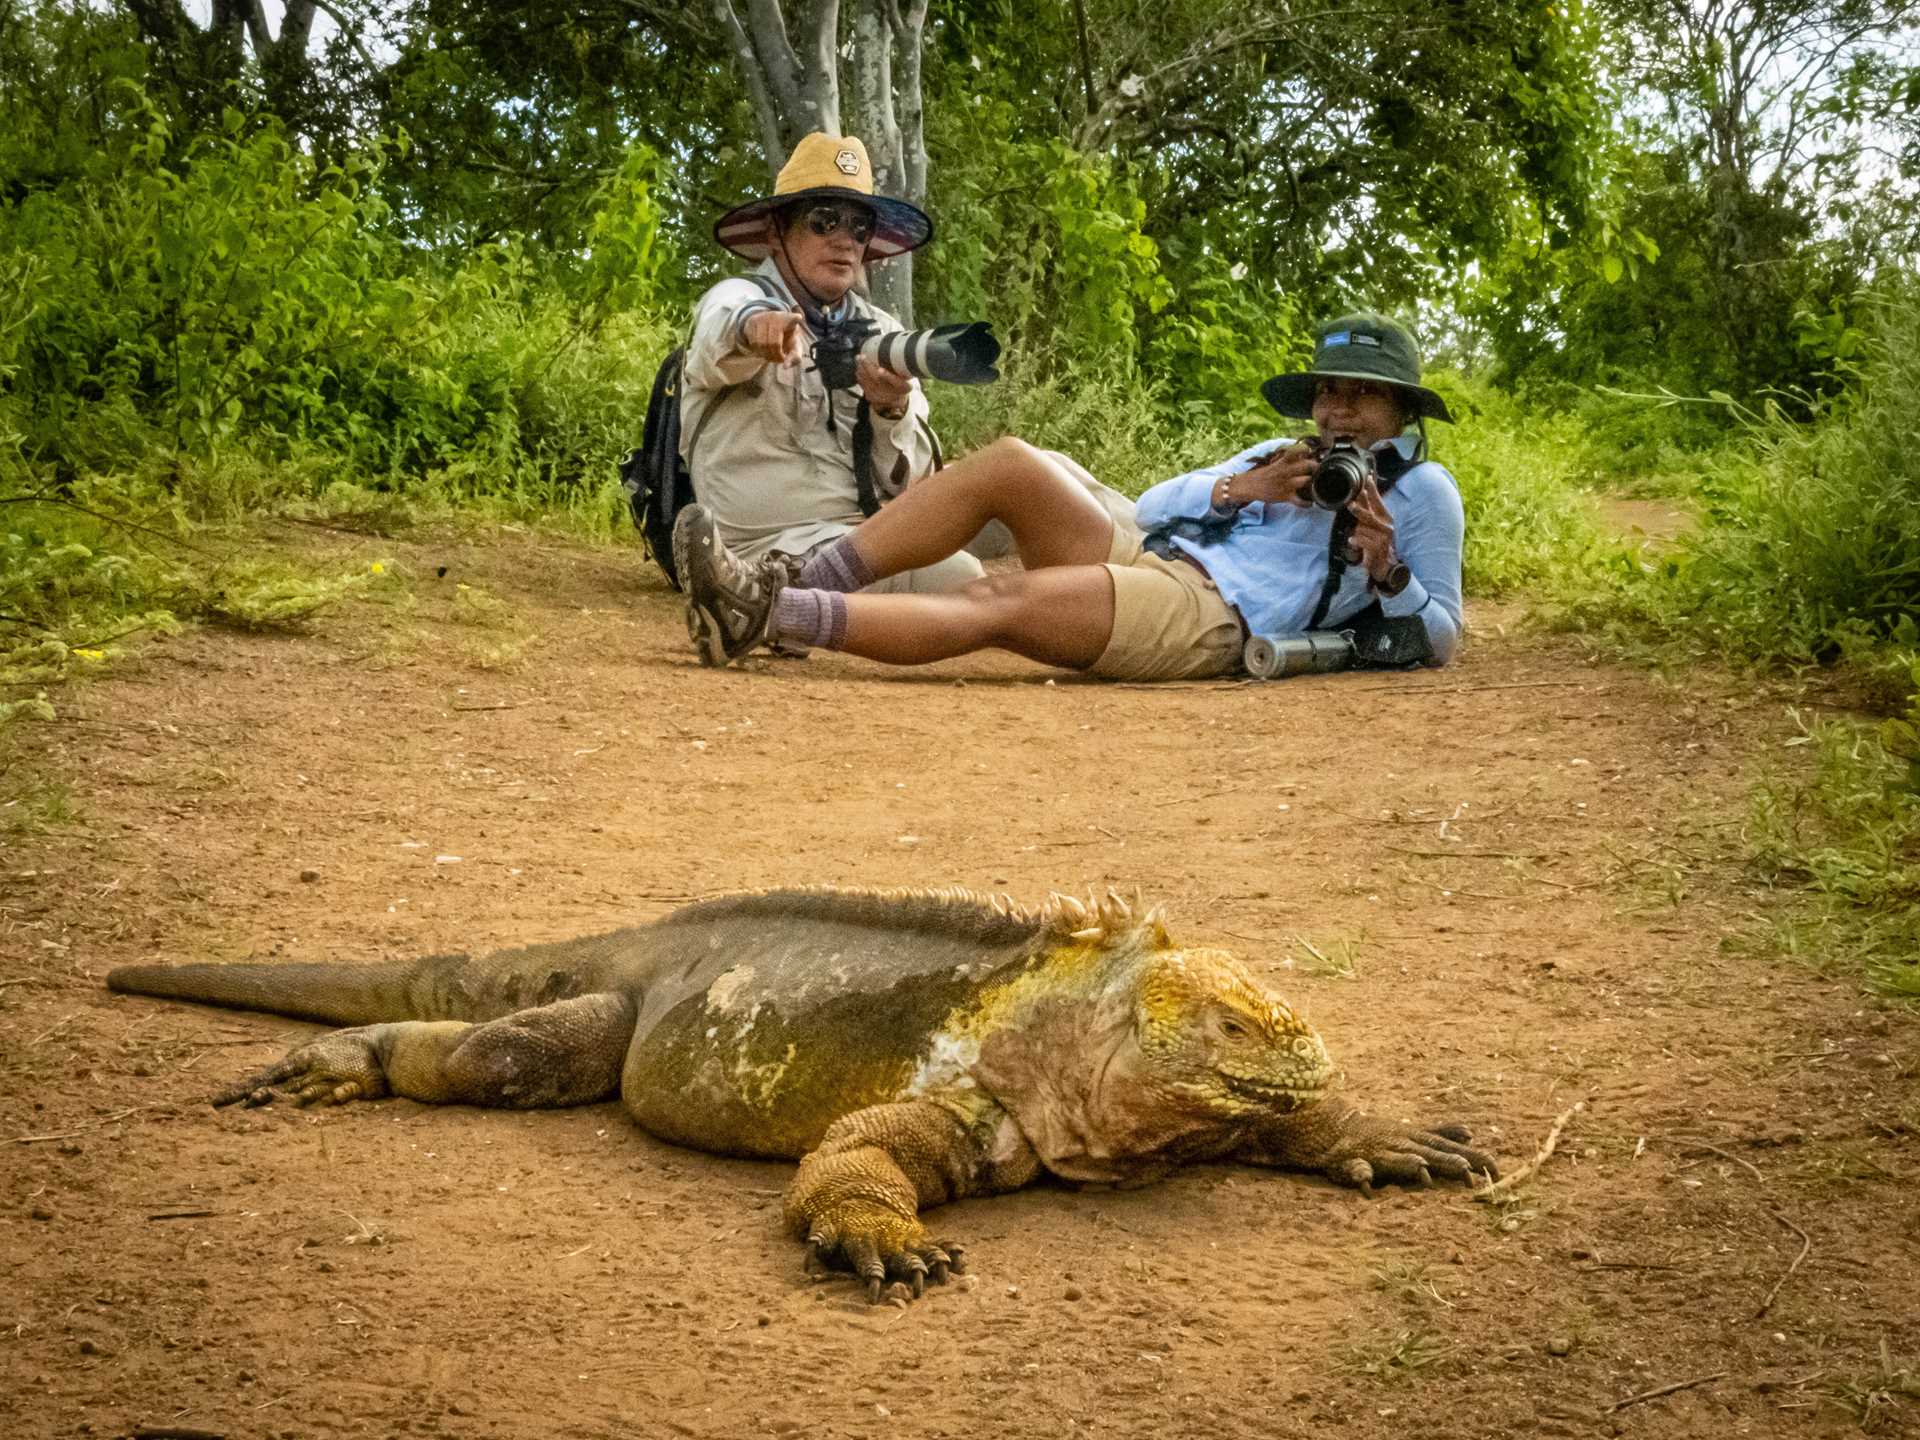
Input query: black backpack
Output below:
<box><xmin>619</xmin><ymin>349</ymin><xmax>695</xmax><ymax>588</ymax></box>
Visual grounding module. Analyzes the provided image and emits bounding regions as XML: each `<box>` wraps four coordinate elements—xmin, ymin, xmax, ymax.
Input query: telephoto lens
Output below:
<box><xmin>812</xmin><ymin>318</ymin><xmax>1002</xmax><ymax>391</ymax></box>
<box><xmin>1243</xmin><ymin>631</ymin><xmax>1357</xmax><ymax>679</ymax></box>
<box><xmin>860</xmin><ymin>323</ymin><xmax>1001</xmax><ymax>386</ymax></box>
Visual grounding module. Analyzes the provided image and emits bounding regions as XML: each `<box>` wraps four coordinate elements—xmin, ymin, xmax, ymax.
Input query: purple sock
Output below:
<box><xmin>772</xmin><ymin>588</ymin><xmax>849</xmax><ymax>650</ymax></box>
<box><xmin>796</xmin><ymin>536</ymin><xmax>875</xmax><ymax>593</ymax></box>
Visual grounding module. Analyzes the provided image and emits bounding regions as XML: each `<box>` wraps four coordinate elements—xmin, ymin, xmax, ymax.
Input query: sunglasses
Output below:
<box><xmin>796</xmin><ymin>201</ymin><xmax>876</xmax><ymax>245</ymax></box>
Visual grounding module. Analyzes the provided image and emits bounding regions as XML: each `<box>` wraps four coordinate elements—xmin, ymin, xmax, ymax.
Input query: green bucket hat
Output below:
<box><xmin>1261</xmin><ymin>311</ymin><xmax>1454</xmax><ymax>424</ymax></box>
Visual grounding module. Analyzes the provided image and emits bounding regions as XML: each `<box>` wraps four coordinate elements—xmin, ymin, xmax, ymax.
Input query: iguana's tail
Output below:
<box><xmin>106</xmin><ymin>940</ymin><xmax>630</xmax><ymax>1027</ymax></box>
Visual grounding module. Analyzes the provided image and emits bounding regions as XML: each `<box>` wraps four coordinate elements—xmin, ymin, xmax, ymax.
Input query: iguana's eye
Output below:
<box><xmin>1219</xmin><ymin>1018</ymin><xmax>1247</xmax><ymax>1038</ymax></box>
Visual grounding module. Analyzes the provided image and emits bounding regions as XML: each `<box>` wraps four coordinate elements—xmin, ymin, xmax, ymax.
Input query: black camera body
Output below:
<box><xmin>1306</xmin><ymin>438</ymin><xmax>1375</xmax><ymax>511</ymax></box>
<box><xmin>811</xmin><ymin>316</ymin><xmax>1002</xmax><ymax>392</ymax></box>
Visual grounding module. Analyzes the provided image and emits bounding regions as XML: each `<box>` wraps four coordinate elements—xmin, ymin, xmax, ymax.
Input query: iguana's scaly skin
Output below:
<box><xmin>107</xmin><ymin>887</ymin><xmax>1495</xmax><ymax>1301</ymax></box>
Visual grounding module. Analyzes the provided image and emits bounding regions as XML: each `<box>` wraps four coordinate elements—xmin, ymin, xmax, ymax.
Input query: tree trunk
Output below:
<box><xmin>710</xmin><ymin>0</ymin><xmax>842</xmax><ymax>167</ymax></box>
<box><xmin>850</xmin><ymin>0</ymin><xmax>908</xmax><ymax>319</ymax></box>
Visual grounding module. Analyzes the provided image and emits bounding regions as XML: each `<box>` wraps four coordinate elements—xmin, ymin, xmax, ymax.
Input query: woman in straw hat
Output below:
<box><xmin>676</xmin><ymin>311</ymin><xmax>1464</xmax><ymax>681</ymax></box>
<box><xmin>679</xmin><ymin>132</ymin><xmax>982</xmax><ymax>595</ymax></box>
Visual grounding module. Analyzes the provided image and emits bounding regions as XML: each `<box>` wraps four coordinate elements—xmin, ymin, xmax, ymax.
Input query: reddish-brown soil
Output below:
<box><xmin>2</xmin><ymin>524</ymin><xmax>1915</xmax><ymax>1440</ymax></box>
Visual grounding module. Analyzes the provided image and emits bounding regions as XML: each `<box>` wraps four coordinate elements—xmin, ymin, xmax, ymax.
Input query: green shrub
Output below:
<box><xmin>1428</xmin><ymin>374</ymin><xmax>1615</xmax><ymax>599</ymax></box>
<box><xmin>1750</xmin><ymin>679</ymin><xmax>1920</xmax><ymax>998</ymax></box>
<box><xmin>1671</xmin><ymin>295</ymin><xmax>1920</xmax><ymax>669</ymax></box>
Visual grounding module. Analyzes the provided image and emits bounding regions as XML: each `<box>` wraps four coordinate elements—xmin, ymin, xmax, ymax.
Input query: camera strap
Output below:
<box><xmin>1306</xmin><ymin>508</ymin><xmax>1357</xmax><ymax>630</ymax></box>
<box><xmin>850</xmin><ymin>399</ymin><xmax>880</xmax><ymax>517</ymax></box>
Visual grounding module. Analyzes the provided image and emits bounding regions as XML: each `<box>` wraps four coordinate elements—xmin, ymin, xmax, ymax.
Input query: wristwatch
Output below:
<box><xmin>1371</xmin><ymin>554</ymin><xmax>1411</xmax><ymax>598</ymax></box>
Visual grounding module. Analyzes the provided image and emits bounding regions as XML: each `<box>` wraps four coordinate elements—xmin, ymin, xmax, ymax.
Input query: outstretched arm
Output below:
<box><xmin>212</xmin><ymin>992</ymin><xmax>638</xmax><ymax>1111</ymax></box>
<box><xmin>1232</xmin><ymin>1099</ymin><xmax>1498</xmax><ymax>1190</ymax></box>
<box><xmin>785</xmin><ymin>1099</ymin><xmax>1033</xmax><ymax>1303</ymax></box>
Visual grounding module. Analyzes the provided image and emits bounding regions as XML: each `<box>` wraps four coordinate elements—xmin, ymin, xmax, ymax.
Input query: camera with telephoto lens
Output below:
<box><xmin>1305</xmin><ymin>437</ymin><xmax>1375</xmax><ymax>510</ymax></box>
<box><xmin>810</xmin><ymin>316</ymin><xmax>1002</xmax><ymax>392</ymax></box>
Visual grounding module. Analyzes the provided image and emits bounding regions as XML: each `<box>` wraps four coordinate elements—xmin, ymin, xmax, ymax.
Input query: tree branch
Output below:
<box><xmin>1069</xmin><ymin>0</ymin><xmax>1097</xmax><ymax>117</ymax></box>
<box><xmin>302</xmin><ymin>0</ymin><xmax>380</xmax><ymax>73</ymax></box>
<box><xmin>711</xmin><ymin>0</ymin><xmax>790</xmax><ymax>167</ymax></box>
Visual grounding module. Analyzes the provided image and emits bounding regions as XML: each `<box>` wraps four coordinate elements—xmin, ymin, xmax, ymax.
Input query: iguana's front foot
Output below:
<box><xmin>785</xmin><ymin>1100</ymin><xmax>982</xmax><ymax>1303</ymax></box>
<box><xmin>1319</xmin><ymin>1116</ymin><xmax>1498</xmax><ymax>1191</ymax></box>
<box><xmin>799</xmin><ymin>1200</ymin><xmax>967</xmax><ymax>1303</ymax></box>
<box><xmin>211</xmin><ymin>1028</ymin><xmax>391</xmax><ymax>1109</ymax></box>
<box><xmin>1239</xmin><ymin>1103</ymin><xmax>1499</xmax><ymax>1191</ymax></box>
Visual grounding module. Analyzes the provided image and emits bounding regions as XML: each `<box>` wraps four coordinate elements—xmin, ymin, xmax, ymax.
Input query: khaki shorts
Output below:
<box><xmin>1091</xmin><ymin>527</ymin><xmax>1246</xmax><ymax>681</ymax></box>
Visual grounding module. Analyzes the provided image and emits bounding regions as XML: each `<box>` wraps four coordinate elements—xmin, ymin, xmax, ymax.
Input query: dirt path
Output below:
<box><xmin>3</xmin><ymin>524</ymin><xmax>1915</xmax><ymax>1439</ymax></box>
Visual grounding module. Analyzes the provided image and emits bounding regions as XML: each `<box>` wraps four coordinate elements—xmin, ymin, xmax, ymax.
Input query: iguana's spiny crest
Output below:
<box><xmin>674</xmin><ymin>882</ymin><xmax>1168</xmax><ymax>949</ymax></box>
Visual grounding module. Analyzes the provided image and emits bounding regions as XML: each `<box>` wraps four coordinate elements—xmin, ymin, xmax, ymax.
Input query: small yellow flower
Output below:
<box><xmin>370</xmin><ymin>561</ymin><xmax>385</xmax><ymax>575</ymax></box>
<box><xmin>73</xmin><ymin>648</ymin><xmax>105</xmax><ymax>661</ymax></box>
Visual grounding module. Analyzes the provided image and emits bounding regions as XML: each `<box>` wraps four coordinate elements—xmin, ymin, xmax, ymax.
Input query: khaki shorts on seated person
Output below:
<box><xmin>1091</xmin><ymin>526</ymin><xmax>1246</xmax><ymax>682</ymax></box>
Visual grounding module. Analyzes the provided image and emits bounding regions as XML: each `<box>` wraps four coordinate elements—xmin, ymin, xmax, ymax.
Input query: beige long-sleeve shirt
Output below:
<box><xmin>678</xmin><ymin>261</ymin><xmax>937</xmax><ymax>562</ymax></box>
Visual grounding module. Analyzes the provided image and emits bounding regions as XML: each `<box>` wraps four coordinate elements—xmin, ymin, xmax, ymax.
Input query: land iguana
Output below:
<box><xmin>107</xmin><ymin>887</ymin><xmax>1496</xmax><ymax>1302</ymax></box>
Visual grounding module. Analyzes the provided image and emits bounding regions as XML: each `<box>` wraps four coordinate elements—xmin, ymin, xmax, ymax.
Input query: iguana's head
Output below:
<box><xmin>969</xmin><ymin>893</ymin><xmax>1335</xmax><ymax>1180</ymax></box>
<box><xmin>1132</xmin><ymin>945</ymin><xmax>1331</xmax><ymax>1117</ymax></box>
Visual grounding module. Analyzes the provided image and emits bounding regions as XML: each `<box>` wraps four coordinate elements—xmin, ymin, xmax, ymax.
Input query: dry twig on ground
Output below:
<box><xmin>1606</xmin><ymin>1371</ymin><xmax>1728</xmax><ymax>1413</ymax></box>
<box><xmin>1755</xmin><ymin>1211</ymin><xmax>1813</xmax><ymax>1320</ymax></box>
<box><xmin>1474</xmin><ymin>1099</ymin><xmax>1584</xmax><ymax>1203</ymax></box>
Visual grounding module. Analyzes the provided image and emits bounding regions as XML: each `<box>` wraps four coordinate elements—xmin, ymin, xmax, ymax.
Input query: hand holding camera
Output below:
<box><xmin>1307</xmin><ymin>439</ymin><xmax>1409</xmax><ymax>596</ymax></box>
<box><xmin>809</xmin><ymin>315</ymin><xmax>1001</xmax><ymax>391</ymax></box>
<box><xmin>854</xmin><ymin>353</ymin><xmax>912</xmax><ymax>416</ymax></box>
<box><xmin>1234</xmin><ymin>438</ymin><xmax>1408</xmax><ymax>596</ymax></box>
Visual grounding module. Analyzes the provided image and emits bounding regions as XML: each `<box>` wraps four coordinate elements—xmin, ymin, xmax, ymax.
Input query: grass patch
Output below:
<box><xmin>2</xmin><ymin>774</ymin><xmax>81</xmax><ymax>836</ymax></box>
<box><xmin>1369</xmin><ymin>1260</ymin><xmax>1455</xmax><ymax>1310</ymax></box>
<box><xmin>1815</xmin><ymin>1341</ymin><xmax>1920</xmax><ymax>1430</ymax></box>
<box><xmin>1293</xmin><ymin>932</ymin><xmax>1363</xmax><ymax>980</ymax></box>
<box><xmin>1341</xmin><ymin>1328</ymin><xmax>1457</xmax><ymax>1382</ymax></box>
<box><xmin>1745</xmin><ymin>699</ymin><xmax>1920</xmax><ymax>1000</ymax></box>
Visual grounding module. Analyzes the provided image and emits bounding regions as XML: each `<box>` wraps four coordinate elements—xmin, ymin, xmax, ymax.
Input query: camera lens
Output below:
<box><xmin>1308</xmin><ymin>448</ymin><xmax>1369</xmax><ymax>509</ymax></box>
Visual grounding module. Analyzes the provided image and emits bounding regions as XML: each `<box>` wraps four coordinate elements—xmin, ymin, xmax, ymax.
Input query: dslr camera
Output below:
<box><xmin>1303</xmin><ymin>437</ymin><xmax>1374</xmax><ymax>510</ymax></box>
<box><xmin>811</xmin><ymin>316</ymin><xmax>1002</xmax><ymax>392</ymax></box>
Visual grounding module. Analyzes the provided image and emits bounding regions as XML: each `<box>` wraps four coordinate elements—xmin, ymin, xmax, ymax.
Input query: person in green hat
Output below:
<box><xmin>674</xmin><ymin>311</ymin><xmax>1464</xmax><ymax>680</ymax></box>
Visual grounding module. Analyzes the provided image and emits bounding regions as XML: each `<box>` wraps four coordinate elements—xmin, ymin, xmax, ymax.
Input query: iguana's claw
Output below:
<box><xmin>802</xmin><ymin>1219</ymin><xmax>965</xmax><ymax>1304</ymax></box>
<box><xmin>1331</xmin><ymin>1122</ymin><xmax>1499</xmax><ymax>1193</ymax></box>
<box><xmin>210</xmin><ymin>1032</ymin><xmax>389</xmax><ymax>1110</ymax></box>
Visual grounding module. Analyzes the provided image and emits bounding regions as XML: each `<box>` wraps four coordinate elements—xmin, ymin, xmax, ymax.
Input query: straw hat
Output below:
<box><xmin>1261</xmin><ymin>311</ymin><xmax>1454</xmax><ymax>423</ymax></box>
<box><xmin>713</xmin><ymin>133</ymin><xmax>933</xmax><ymax>262</ymax></box>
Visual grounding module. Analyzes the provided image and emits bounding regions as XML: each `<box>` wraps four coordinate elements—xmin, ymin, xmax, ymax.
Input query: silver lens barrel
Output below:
<box><xmin>1243</xmin><ymin>631</ymin><xmax>1357</xmax><ymax>680</ymax></box>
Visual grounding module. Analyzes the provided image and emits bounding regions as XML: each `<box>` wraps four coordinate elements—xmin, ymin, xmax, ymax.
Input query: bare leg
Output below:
<box><xmin>849</xmin><ymin>438</ymin><xmax>1117</xmax><ymax>577</ymax></box>
<box><xmin>837</xmin><ymin>566</ymin><xmax>1116</xmax><ymax>669</ymax></box>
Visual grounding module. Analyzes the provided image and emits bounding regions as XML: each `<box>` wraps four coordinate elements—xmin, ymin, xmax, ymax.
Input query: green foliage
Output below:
<box><xmin>1750</xmin><ymin>691</ymin><xmax>1920</xmax><ymax>999</ymax></box>
<box><xmin>918</xmin><ymin>126</ymin><xmax>1172</xmax><ymax>377</ymax></box>
<box><xmin>0</xmin><ymin>3</ymin><xmax>675</xmax><ymax>667</ymax></box>
<box><xmin>1609</xmin><ymin>292</ymin><xmax>1920</xmax><ymax>676</ymax></box>
<box><xmin>935</xmin><ymin>350</ymin><xmax>1238</xmax><ymax>498</ymax></box>
<box><xmin>1439</xmin><ymin>376</ymin><xmax>1614</xmax><ymax>599</ymax></box>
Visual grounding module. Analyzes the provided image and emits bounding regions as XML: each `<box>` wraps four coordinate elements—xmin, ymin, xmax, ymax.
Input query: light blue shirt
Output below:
<box><xmin>1133</xmin><ymin>436</ymin><xmax>1465</xmax><ymax>665</ymax></box>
